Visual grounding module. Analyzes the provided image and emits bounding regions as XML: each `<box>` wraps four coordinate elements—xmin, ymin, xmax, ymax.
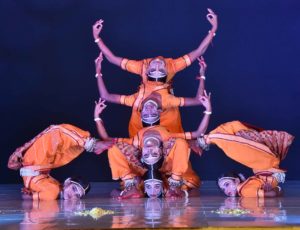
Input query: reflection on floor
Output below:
<box><xmin>1</xmin><ymin>181</ymin><xmax>300</xmax><ymax>229</ymax></box>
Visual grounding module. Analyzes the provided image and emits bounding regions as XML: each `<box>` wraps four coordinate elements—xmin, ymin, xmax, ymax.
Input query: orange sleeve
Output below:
<box><xmin>120</xmin><ymin>94</ymin><xmax>137</xmax><ymax>107</ymax></box>
<box><xmin>121</xmin><ymin>58</ymin><xmax>143</xmax><ymax>76</ymax></box>
<box><xmin>170</xmin><ymin>132</ymin><xmax>192</xmax><ymax>140</ymax></box>
<box><xmin>171</xmin><ymin>55</ymin><xmax>191</xmax><ymax>73</ymax></box>
<box><xmin>163</xmin><ymin>95</ymin><xmax>184</xmax><ymax>108</ymax></box>
<box><xmin>238</xmin><ymin>178</ymin><xmax>264</xmax><ymax>198</ymax></box>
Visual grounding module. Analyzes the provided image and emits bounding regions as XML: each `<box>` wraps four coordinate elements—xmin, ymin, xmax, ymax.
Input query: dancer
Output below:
<box><xmin>95</xmin><ymin>52</ymin><xmax>207</xmax><ymax>136</ymax></box>
<box><xmin>203</xmin><ymin>121</ymin><xmax>294</xmax><ymax>197</ymax></box>
<box><xmin>92</xmin><ymin>8</ymin><xmax>217</xmax><ymax>136</ymax></box>
<box><xmin>93</xmin><ymin>92</ymin><xmax>212</xmax><ymax>199</ymax></box>
<box><xmin>8</xmin><ymin>124</ymin><xmax>114</xmax><ymax>200</ymax></box>
<box><xmin>92</xmin><ymin>8</ymin><xmax>217</xmax><ymax>83</ymax></box>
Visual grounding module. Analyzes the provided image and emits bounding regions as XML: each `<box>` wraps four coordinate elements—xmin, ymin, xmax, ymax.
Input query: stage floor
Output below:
<box><xmin>1</xmin><ymin>181</ymin><xmax>300</xmax><ymax>229</ymax></box>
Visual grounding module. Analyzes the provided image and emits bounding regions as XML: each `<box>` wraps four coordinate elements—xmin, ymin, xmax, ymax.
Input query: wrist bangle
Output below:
<box><xmin>94</xmin><ymin>38</ymin><xmax>100</xmax><ymax>43</ymax></box>
<box><xmin>84</xmin><ymin>137</ymin><xmax>97</xmax><ymax>152</ymax></box>
<box><xmin>94</xmin><ymin>117</ymin><xmax>102</xmax><ymax>122</ymax></box>
<box><xmin>208</xmin><ymin>30</ymin><xmax>216</xmax><ymax>37</ymax></box>
<box><xmin>204</xmin><ymin>111</ymin><xmax>212</xmax><ymax>115</ymax></box>
<box><xmin>200</xmin><ymin>75</ymin><xmax>206</xmax><ymax>80</ymax></box>
<box><xmin>95</xmin><ymin>73</ymin><xmax>102</xmax><ymax>78</ymax></box>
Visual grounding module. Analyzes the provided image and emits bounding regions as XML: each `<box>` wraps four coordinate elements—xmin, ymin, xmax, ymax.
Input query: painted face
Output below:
<box><xmin>144</xmin><ymin>180</ymin><xmax>163</xmax><ymax>198</ymax></box>
<box><xmin>63</xmin><ymin>181</ymin><xmax>85</xmax><ymax>200</ymax></box>
<box><xmin>218</xmin><ymin>178</ymin><xmax>240</xmax><ymax>197</ymax></box>
<box><xmin>141</xmin><ymin>100</ymin><xmax>160</xmax><ymax>124</ymax></box>
<box><xmin>147</xmin><ymin>58</ymin><xmax>167</xmax><ymax>78</ymax></box>
<box><xmin>142</xmin><ymin>137</ymin><xmax>162</xmax><ymax>165</ymax></box>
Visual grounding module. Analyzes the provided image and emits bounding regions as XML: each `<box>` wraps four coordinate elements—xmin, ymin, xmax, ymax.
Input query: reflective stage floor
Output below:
<box><xmin>1</xmin><ymin>181</ymin><xmax>300</xmax><ymax>229</ymax></box>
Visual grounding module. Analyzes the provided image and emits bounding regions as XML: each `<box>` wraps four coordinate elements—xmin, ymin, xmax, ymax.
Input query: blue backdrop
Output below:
<box><xmin>1</xmin><ymin>0</ymin><xmax>299</xmax><ymax>183</ymax></box>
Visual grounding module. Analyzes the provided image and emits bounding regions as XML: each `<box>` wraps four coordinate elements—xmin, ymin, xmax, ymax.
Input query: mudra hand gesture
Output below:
<box><xmin>94</xmin><ymin>98</ymin><xmax>107</xmax><ymax>118</ymax></box>
<box><xmin>93</xmin><ymin>19</ymin><xmax>104</xmax><ymax>40</ymax></box>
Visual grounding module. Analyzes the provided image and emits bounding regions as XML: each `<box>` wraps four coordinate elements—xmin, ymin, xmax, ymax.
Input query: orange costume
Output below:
<box><xmin>207</xmin><ymin>120</ymin><xmax>294</xmax><ymax>197</ymax></box>
<box><xmin>109</xmin><ymin>125</ymin><xmax>200</xmax><ymax>189</ymax></box>
<box><xmin>120</xmin><ymin>82</ymin><xmax>185</xmax><ymax>137</ymax></box>
<box><xmin>9</xmin><ymin>124</ymin><xmax>91</xmax><ymax>200</ymax></box>
<box><xmin>120</xmin><ymin>55</ymin><xmax>191</xmax><ymax>137</ymax></box>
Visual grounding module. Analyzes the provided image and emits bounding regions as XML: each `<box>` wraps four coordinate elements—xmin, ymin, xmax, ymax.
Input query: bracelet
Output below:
<box><xmin>95</xmin><ymin>73</ymin><xmax>102</xmax><ymax>78</ymax></box>
<box><xmin>94</xmin><ymin>117</ymin><xmax>102</xmax><ymax>122</ymax></box>
<box><xmin>208</xmin><ymin>30</ymin><xmax>216</xmax><ymax>37</ymax></box>
<box><xmin>200</xmin><ymin>75</ymin><xmax>206</xmax><ymax>80</ymax></box>
<box><xmin>94</xmin><ymin>38</ymin><xmax>100</xmax><ymax>43</ymax></box>
<box><xmin>168</xmin><ymin>177</ymin><xmax>183</xmax><ymax>188</ymax></box>
<box><xmin>84</xmin><ymin>137</ymin><xmax>97</xmax><ymax>152</ymax></box>
<box><xmin>203</xmin><ymin>111</ymin><xmax>212</xmax><ymax>115</ymax></box>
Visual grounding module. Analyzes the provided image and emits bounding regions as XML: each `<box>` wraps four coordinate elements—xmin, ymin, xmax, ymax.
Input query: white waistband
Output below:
<box><xmin>20</xmin><ymin>168</ymin><xmax>40</xmax><ymax>177</ymax></box>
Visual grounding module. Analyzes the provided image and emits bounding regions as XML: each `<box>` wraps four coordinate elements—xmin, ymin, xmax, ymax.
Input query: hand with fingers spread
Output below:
<box><xmin>206</xmin><ymin>8</ymin><xmax>218</xmax><ymax>32</ymax></box>
<box><xmin>93</xmin><ymin>19</ymin><xmax>104</xmax><ymax>40</ymax></box>
<box><xmin>94</xmin><ymin>98</ymin><xmax>107</xmax><ymax>119</ymax></box>
<box><xmin>95</xmin><ymin>52</ymin><xmax>104</xmax><ymax>77</ymax></box>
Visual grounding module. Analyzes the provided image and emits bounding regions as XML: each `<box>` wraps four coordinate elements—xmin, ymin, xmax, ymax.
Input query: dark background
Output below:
<box><xmin>1</xmin><ymin>0</ymin><xmax>299</xmax><ymax>183</ymax></box>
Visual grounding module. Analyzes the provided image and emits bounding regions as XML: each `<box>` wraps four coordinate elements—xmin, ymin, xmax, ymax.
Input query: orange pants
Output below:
<box><xmin>208</xmin><ymin>121</ymin><xmax>281</xmax><ymax>171</ymax></box>
<box><xmin>23</xmin><ymin>175</ymin><xmax>61</xmax><ymax>200</ymax></box>
<box><xmin>108</xmin><ymin>138</ymin><xmax>192</xmax><ymax>185</ymax></box>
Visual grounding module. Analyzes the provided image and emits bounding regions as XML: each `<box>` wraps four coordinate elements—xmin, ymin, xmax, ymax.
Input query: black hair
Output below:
<box><xmin>142</xmin><ymin>120</ymin><xmax>160</xmax><ymax>128</ymax></box>
<box><xmin>147</xmin><ymin>76</ymin><xmax>167</xmax><ymax>83</ymax></box>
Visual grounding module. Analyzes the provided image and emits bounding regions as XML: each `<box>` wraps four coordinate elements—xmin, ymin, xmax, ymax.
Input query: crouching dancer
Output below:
<box><xmin>8</xmin><ymin>124</ymin><xmax>114</xmax><ymax>200</ymax></box>
<box><xmin>195</xmin><ymin>120</ymin><xmax>294</xmax><ymax>197</ymax></box>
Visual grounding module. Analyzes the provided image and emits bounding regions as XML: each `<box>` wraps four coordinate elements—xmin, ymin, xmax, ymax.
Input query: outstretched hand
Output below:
<box><xmin>206</xmin><ymin>8</ymin><xmax>218</xmax><ymax>31</ymax></box>
<box><xmin>93</xmin><ymin>19</ymin><xmax>104</xmax><ymax>40</ymax></box>
<box><xmin>94</xmin><ymin>98</ymin><xmax>107</xmax><ymax>118</ymax></box>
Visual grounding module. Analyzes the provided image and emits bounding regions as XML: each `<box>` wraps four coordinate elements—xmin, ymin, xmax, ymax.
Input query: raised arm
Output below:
<box><xmin>94</xmin><ymin>99</ymin><xmax>113</xmax><ymax>141</ymax></box>
<box><xmin>93</xmin><ymin>20</ymin><xmax>123</xmax><ymax>66</ymax></box>
<box><xmin>187</xmin><ymin>9</ymin><xmax>218</xmax><ymax>63</ymax></box>
<box><xmin>190</xmin><ymin>91</ymin><xmax>212</xmax><ymax>138</ymax></box>
<box><xmin>182</xmin><ymin>56</ymin><xmax>207</xmax><ymax>106</ymax></box>
<box><xmin>95</xmin><ymin>53</ymin><xmax>122</xmax><ymax>104</ymax></box>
